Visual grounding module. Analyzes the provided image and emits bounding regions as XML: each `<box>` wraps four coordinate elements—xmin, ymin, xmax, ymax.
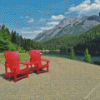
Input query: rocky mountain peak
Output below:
<box><xmin>33</xmin><ymin>15</ymin><xmax>100</xmax><ymax>43</ymax></box>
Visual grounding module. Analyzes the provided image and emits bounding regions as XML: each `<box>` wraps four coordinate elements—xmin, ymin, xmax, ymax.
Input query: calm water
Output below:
<box><xmin>41</xmin><ymin>50</ymin><xmax>100</xmax><ymax>64</ymax></box>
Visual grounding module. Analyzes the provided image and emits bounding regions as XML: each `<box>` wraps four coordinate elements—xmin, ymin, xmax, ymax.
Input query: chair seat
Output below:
<box><xmin>17</xmin><ymin>68</ymin><xmax>29</xmax><ymax>75</ymax></box>
<box><xmin>30</xmin><ymin>64</ymin><xmax>48</xmax><ymax>71</ymax></box>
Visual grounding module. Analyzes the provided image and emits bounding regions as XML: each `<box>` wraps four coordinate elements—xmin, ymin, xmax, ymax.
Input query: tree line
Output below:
<box><xmin>0</xmin><ymin>24</ymin><xmax>45</xmax><ymax>52</ymax></box>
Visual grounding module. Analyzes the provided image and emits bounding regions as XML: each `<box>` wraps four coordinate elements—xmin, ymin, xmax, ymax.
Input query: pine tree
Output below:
<box><xmin>83</xmin><ymin>48</ymin><xmax>91</xmax><ymax>63</ymax></box>
<box><xmin>11</xmin><ymin>31</ymin><xmax>16</xmax><ymax>43</ymax></box>
<box><xmin>0</xmin><ymin>25</ymin><xmax>10</xmax><ymax>40</ymax></box>
<box><xmin>68</xmin><ymin>48</ymin><xmax>76</xmax><ymax>60</ymax></box>
<box><xmin>1</xmin><ymin>24</ymin><xmax>5</xmax><ymax>30</ymax></box>
<box><xmin>0</xmin><ymin>38</ymin><xmax>9</xmax><ymax>52</ymax></box>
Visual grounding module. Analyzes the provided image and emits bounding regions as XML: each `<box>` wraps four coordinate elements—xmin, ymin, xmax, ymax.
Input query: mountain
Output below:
<box><xmin>33</xmin><ymin>15</ymin><xmax>100</xmax><ymax>43</ymax></box>
<box><xmin>43</xmin><ymin>24</ymin><xmax>100</xmax><ymax>56</ymax></box>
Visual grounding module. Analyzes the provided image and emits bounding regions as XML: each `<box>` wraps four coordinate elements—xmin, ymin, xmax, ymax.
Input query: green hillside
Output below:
<box><xmin>42</xmin><ymin>34</ymin><xmax>80</xmax><ymax>50</ymax></box>
<box><xmin>43</xmin><ymin>24</ymin><xmax>100</xmax><ymax>55</ymax></box>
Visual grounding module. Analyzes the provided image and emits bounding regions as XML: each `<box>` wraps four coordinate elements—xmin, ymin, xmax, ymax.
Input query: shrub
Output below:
<box><xmin>68</xmin><ymin>48</ymin><xmax>77</xmax><ymax>60</ymax></box>
<box><xmin>93</xmin><ymin>61</ymin><xmax>100</xmax><ymax>65</ymax></box>
<box><xmin>19</xmin><ymin>49</ymin><xmax>26</xmax><ymax>53</ymax></box>
<box><xmin>8</xmin><ymin>42</ymin><xmax>19</xmax><ymax>51</ymax></box>
<box><xmin>0</xmin><ymin>38</ymin><xmax>9</xmax><ymax>52</ymax></box>
<box><xmin>83</xmin><ymin>48</ymin><xmax>91</xmax><ymax>63</ymax></box>
<box><xmin>14</xmin><ymin>44</ymin><xmax>20</xmax><ymax>51</ymax></box>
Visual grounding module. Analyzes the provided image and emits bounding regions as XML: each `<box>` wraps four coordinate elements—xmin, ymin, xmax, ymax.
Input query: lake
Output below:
<box><xmin>41</xmin><ymin>50</ymin><xmax>100</xmax><ymax>64</ymax></box>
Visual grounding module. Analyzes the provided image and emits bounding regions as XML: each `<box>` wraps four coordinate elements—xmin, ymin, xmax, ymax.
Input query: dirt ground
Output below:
<box><xmin>0</xmin><ymin>56</ymin><xmax>100</xmax><ymax>100</ymax></box>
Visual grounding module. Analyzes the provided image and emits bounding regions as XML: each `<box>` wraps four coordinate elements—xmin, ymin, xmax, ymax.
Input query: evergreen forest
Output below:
<box><xmin>0</xmin><ymin>24</ymin><xmax>45</xmax><ymax>53</ymax></box>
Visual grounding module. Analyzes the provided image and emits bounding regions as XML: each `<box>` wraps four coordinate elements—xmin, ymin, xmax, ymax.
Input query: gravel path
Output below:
<box><xmin>0</xmin><ymin>56</ymin><xmax>100</xmax><ymax>100</ymax></box>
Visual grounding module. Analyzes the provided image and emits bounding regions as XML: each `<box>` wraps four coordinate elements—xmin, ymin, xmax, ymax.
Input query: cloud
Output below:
<box><xmin>28</xmin><ymin>18</ymin><xmax>34</xmax><ymax>23</ymax></box>
<box><xmin>21</xmin><ymin>30</ymin><xmax>43</xmax><ymax>34</ymax></box>
<box><xmin>94</xmin><ymin>0</ymin><xmax>100</xmax><ymax>4</ymax></box>
<box><xmin>71</xmin><ymin>4</ymin><xmax>75</xmax><ymax>6</ymax></box>
<box><xmin>22</xmin><ymin>27</ymin><xmax>31</xmax><ymax>29</ymax></box>
<box><xmin>47</xmin><ymin>22</ymin><xmax>59</xmax><ymax>25</ymax></box>
<box><xmin>25</xmin><ymin>16</ymin><xmax>29</xmax><ymax>18</ymax></box>
<box><xmin>21</xmin><ymin>31</ymin><xmax>33</xmax><ymax>34</ymax></box>
<box><xmin>22</xmin><ymin>34</ymin><xmax>36</xmax><ymax>39</ymax></box>
<box><xmin>20</xmin><ymin>16</ymin><xmax>23</xmax><ymax>19</ymax></box>
<box><xmin>68</xmin><ymin>0</ymin><xmax>100</xmax><ymax>16</ymax></box>
<box><xmin>39</xmin><ymin>18</ymin><xmax>46</xmax><ymax>22</ymax></box>
<box><xmin>69</xmin><ymin>3</ymin><xmax>89</xmax><ymax>12</ymax></box>
<box><xmin>65</xmin><ymin>12</ymin><xmax>70</xmax><ymax>15</ymax></box>
<box><xmin>20</xmin><ymin>16</ymin><xmax>29</xmax><ymax>19</ymax></box>
<box><xmin>51</xmin><ymin>14</ymin><xmax>65</xmax><ymax>20</ymax></box>
<box><xmin>40</xmin><ymin>26</ymin><xmax>54</xmax><ymax>30</ymax></box>
<box><xmin>82</xmin><ymin>0</ymin><xmax>91</xmax><ymax>4</ymax></box>
<box><xmin>33</xmin><ymin>30</ymin><xmax>43</xmax><ymax>33</ymax></box>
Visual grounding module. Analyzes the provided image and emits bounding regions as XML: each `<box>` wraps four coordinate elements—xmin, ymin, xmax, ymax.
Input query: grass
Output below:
<box><xmin>0</xmin><ymin>54</ymin><xmax>5</xmax><ymax>58</ymax></box>
<box><xmin>18</xmin><ymin>53</ymin><xmax>30</xmax><ymax>62</ymax></box>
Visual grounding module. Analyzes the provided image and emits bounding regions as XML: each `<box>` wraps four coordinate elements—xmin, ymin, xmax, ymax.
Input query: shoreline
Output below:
<box><xmin>42</xmin><ymin>55</ymin><xmax>100</xmax><ymax>66</ymax></box>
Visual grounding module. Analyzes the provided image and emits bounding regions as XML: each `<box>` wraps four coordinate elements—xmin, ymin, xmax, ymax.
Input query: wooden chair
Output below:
<box><xmin>4</xmin><ymin>51</ymin><xmax>30</xmax><ymax>82</ymax></box>
<box><xmin>29</xmin><ymin>50</ymin><xmax>50</xmax><ymax>74</ymax></box>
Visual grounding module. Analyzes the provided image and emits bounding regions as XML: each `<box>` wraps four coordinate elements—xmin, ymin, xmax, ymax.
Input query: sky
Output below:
<box><xmin>0</xmin><ymin>0</ymin><xmax>100</xmax><ymax>39</ymax></box>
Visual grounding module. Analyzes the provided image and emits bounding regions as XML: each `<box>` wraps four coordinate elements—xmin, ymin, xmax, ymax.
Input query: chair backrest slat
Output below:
<box><xmin>4</xmin><ymin>51</ymin><xmax>20</xmax><ymax>72</ymax></box>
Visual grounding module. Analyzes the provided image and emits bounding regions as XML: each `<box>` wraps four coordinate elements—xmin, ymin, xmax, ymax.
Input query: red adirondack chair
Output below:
<box><xmin>4</xmin><ymin>51</ymin><xmax>30</xmax><ymax>82</ymax></box>
<box><xmin>29</xmin><ymin>50</ymin><xmax>50</xmax><ymax>74</ymax></box>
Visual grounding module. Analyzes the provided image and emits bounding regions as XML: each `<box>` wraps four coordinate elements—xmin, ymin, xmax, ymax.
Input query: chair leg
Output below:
<box><xmin>27</xmin><ymin>71</ymin><xmax>29</xmax><ymax>78</ymax></box>
<box><xmin>31</xmin><ymin>65</ymin><xmax>32</xmax><ymax>69</ymax></box>
<box><xmin>14</xmin><ymin>69</ymin><xmax>17</xmax><ymax>82</ymax></box>
<box><xmin>37</xmin><ymin>70</ymin><xmax>39</xmax><ymax>74</ymax></box>
<box><xmin>47</xmin><ymin>67</ymin><xmax>49</xmax><ymax>72</ymax></box>
<box><xmin>14</xmin><ymin>74</ymin><xmax>17</xmax><ymax>82</ymax></box>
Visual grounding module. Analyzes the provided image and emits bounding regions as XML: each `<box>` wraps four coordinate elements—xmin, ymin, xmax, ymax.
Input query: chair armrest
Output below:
<box><xmin>4</xmin><ymin>64</ymin><xmax>17</xmax><ymax>69</ymax></box>
<box><xmin>4</xmin><ymin>61</ymin><xmax>9</xmax><ymax>67</ymax></box>
<box><xmin>41</xmin><ymin>59</ymin><xmax>50</xmax><ymax>65</ymax></box>
<box><xmin>4</xmin><ymin>64</ymin><xmax>9</xmax><ymax>67</ymax></box>
<box><xmin>4</xmin><ymin>62</ymin><xmax>16</xmax><ymax>74</ymax></box>
<box><xmin>4</xmin><ymin>64</ymin><xmax>9</xmax><ymax>74</ymax></box>
<box><xmin>4</xmin><ymin>61</ymin><xmax>17</xmax><ymax>69</ymax></box>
